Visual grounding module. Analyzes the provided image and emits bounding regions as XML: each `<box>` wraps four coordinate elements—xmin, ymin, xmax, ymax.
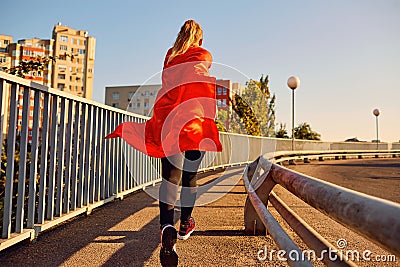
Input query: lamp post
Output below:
<box><xmin>373</xmin><ymin>108</ymin><xmax>380</xmax><ymax>150</ymax></box>
<box><xmin>287</xmin><ymin>76</ymin><xmax>300</xmax><ymax>165</ymax></box>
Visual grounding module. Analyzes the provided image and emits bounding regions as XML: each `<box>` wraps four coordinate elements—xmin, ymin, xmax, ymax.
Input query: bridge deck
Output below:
<box><xmin>0</xmin><ymin>159</ymin><xmax>398</xmax><ymax>266</ymax></box>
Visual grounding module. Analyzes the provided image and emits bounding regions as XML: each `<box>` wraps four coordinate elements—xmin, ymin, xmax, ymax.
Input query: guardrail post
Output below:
<box><xmin>244</xmin><ymin>158</ymin><xmax>276</xmax><ymax>235</ymax></box>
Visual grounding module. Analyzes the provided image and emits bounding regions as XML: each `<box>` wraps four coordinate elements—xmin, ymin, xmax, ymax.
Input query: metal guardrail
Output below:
<box><xmin>243</xmin><ymin>151</ymin><xmax>400</xmax><ymax>266</ymax></box>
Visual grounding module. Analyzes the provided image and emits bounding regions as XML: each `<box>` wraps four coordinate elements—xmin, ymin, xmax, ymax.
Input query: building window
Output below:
<box><xmin>71</xmin><ymin>38</ymin><xmax>74</xmax><ymax>45</ymax></box>
<box><xmin>217</xmin><ymin>99</ymin><xmax>222</xmax><ymax>107</ymax></box>
<box><xmin>112</xmin><ymin>103</ymin><xmax>119</xmax><ymax>108</ymax></box>
<box><xmin>58</xmin><ymin>65</ymin><xmax>66</xmax><ymax>71</ymax></box>
<box><xmin>144</xmin><ymin>102</ymin><xmax>149</xmax><ymax>109</ymax></box>
<box><xmin>60</xmin><ymin>45</ymin><xmax>67</xmax><ymax>51</ymax></box>
<box><xmin>23</xmin><ymin>50</ymin><xmax>33</xmax><ymax>56</ymax></box>
<box><xmin>33</xmin><ymin>51</ymin><xmax>44</xmax><ymax>57</ymax></box>
<box><xmin>128</xmin><ymin>92</ymin><xmax>134</xmax><ymax>100</ymax></box>
<box><xmin>217</xmin><ymin>87</ymin><xmax>222</xmax><ymax>95</ymax></box>
<box><xmin>58</xmin><ymin>74</ymin><xmax>65</xmax><ymax>79</ymax></box>
<box><xmin>136</xmin><ymin>102</ymin><xmax>140</xmax><ymax>108</ymax></box>
<box><xmin>78</xmin><ymin>49</ymin><xmax>85</xmax><ymax>55</ymax></box>
<box><xmin>4</xmin><ymin>40</ymin><xmax>9</xmax><ymax>45</ymax></box>
<box><xmin>223</xmin><ymin>88</ymin><xmax>227</xmax><ymax>95</ymax></box>
<box><xmin>222</xmin><ymin>99</ymin><xmax>227</xmax><ymax>107</ymax></box>
<box><xmin>60</xmin><ymin>36</ymin><xmax>68</xmax><ymax>42</ymax></box>
<box><xmin>57</xmin><ymin>83</ymin><xmax>65</xmax><ymax>90</ymax></box>
<box><xmin>0</xmin><ymin>56</ymin><xmax>6</xmax><ymax>63</ymax></box>
<box><xmin>144</xmin><ymin>91</ymin><xmax>149</xmax><ymax>98</ymax></box>
<box><xmin>128</xmin><ymin>103</ymin><xmax>133</xmax><ymax>108</ymax></box>
<box><xmin>112</xmin><ymin>92</ymin><xmax>120</xmax><ymax>100</ymax></box>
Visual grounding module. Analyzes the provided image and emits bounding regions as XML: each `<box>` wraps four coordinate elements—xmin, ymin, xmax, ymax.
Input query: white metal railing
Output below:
<box><xmin>0</xmin><ymin>71</ymin><xmax>399</xmax><ymax>252</ymax></box>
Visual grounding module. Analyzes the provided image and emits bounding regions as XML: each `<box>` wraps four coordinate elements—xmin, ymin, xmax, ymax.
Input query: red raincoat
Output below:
<box><xmin>105</xmin><ymin>46</ymin><xmax>222</xmax><ymax>158</ymax></box>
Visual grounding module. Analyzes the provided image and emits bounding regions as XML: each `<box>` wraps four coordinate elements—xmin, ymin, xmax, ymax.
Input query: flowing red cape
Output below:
<box><xmin>105</xmin><ymin>46</ymin><xmax>222</xmax><ymax>158</ymax></box>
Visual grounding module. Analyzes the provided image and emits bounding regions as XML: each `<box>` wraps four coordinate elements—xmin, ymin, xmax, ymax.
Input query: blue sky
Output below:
<box><xmin>1</xmin><ymin>0</ymin><xmax>399</xmax><ymax>142</ymax></box>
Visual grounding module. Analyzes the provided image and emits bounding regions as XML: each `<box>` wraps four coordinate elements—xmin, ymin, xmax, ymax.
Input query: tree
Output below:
<box><xmin>266</xmin><ymin>94</ymin><xmax>276</xmax><ymax>137</ymax></box>
<box><xmin>216</xmin><ymin>109</ymin><xmax>228</xmax><ymax>132</ymax></box>
<box><xmin>293</xmin><ymin>122</ymin><xmax>321</xmax><ymax>140</ymax></box>
<box><xmin>275</xmin><ymin>123</ymin><xmax>289</xmax><ymax>138</ymax></box>
<box><xmin>2</xmin><ymin>53</ymin><xmax>74</xmax><ymax>78</ymax></box>
<box><xmin>230</xmin><ymin>93</ymin><xmax>261</xmax><ymax>136</ymax></box>
<box><xmin>224</xmin><ymin>74</ymin><xmax>276</xmax><ymax>137</ymax></box>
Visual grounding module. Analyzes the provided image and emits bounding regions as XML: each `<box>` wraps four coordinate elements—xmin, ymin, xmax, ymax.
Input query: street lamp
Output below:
<box><xmin>287</xmin><ymin>76</ymin><xmax>300</xmax><ymax>165</ymax></box>
<box><xmin>373</xmin><ymin>108</ymin><xmax>380</xmax><ymax>150</ymax></box>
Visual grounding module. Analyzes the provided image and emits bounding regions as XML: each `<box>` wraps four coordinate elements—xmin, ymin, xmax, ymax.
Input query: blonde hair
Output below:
<box><xmin>168</xmin><ymin>20</ymin><xmax>203</xmax><ymax>63</ymax></box>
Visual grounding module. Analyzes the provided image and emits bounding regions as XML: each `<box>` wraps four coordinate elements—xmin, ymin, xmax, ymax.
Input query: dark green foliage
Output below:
<box><xmin>275</xmin><ymin>123</ymin><xmax>289</xmax><ymax>138</ymax></box>
<box><xmin>294</xmin><ymin>122</ymin><xmax>321</xmax><ymax>140</ymax></box>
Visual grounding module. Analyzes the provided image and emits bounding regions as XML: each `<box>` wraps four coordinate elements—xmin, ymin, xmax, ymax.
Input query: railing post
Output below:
<box><xmin>244</xmin><ymin>158</ymin><xmax>276</xmax><ymax>235</ymax></box>
<box><xmin>16</xmin><ymin>86</ymin><xmax>31</xmax><ymax>233</ymax></box>
<box><xmin>46</xmin><ymin>95</ymin><xmax>59</xmax><ymax>220</ymax></box>
<box><xmin>55</xmin><ymin>97</ymin><xmax>66</xmax><ymax>217</ymax></box>
<box><xmin>37</xmin><ymin>93</ymin><xmax>50</xmax><ymax>224</ymax></box>
<box><xmin>27</xmin><ymin>90</ymin><xmax>41</xmax><ymax>228</ymax></box>
<box><xmin>2</xmin><ymin>83</ymin><xmax>19</xmax><ymax>239</ymax></box>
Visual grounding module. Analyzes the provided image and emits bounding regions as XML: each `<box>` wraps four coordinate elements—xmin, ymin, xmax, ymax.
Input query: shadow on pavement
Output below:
<box><xmin>0</xmin><ymin>191</ymin><xmax>164</xmax><ymax>266</ymax></box>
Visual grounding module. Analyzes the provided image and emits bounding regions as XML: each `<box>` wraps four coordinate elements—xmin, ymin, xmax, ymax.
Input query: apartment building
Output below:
<box><xmin>105</xmin><ymin>84</ymin><xmax>160</xmax><ymax>116</ymax></box>
<box><xmin>52</xmin><ymin>23</ymin><xmax>96</xmax><ymax>99</ymax></box>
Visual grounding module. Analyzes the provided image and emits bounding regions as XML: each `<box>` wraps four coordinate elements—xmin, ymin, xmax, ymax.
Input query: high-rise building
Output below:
<box><xmin>52</xmin><ymin>23</ymin><xmax>96</xmax><ymax>99</ymax></box>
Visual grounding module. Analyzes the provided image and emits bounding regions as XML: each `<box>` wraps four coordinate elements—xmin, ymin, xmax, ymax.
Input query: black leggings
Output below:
<box><xmin>159</xmin><ymin>150</ymin><xmax>205</xmax><ymax>227</ymax></box>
